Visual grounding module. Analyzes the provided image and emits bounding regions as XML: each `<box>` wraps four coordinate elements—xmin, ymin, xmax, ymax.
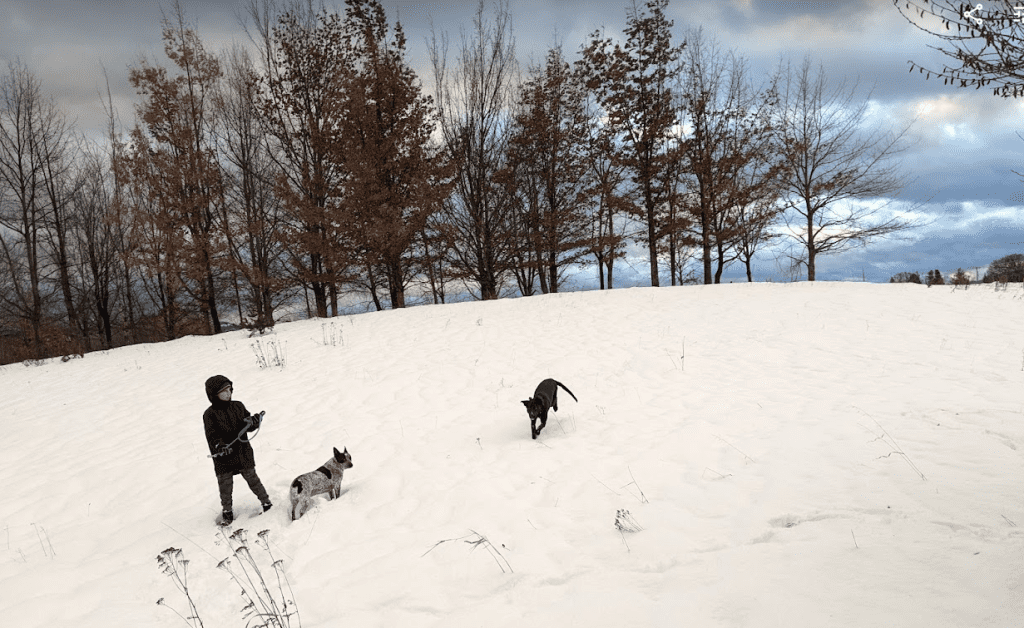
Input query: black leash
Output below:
<box><xmin>208</xmin><ymin>411</ymin><xmax>265</xmax><ymax>458</ymax></box>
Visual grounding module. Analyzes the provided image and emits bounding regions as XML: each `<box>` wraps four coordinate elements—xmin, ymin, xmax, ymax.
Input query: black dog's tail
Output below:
<box><xmin>555</xmin><ymin>380</ymin><xmax>578</xmax><ymax>402</ymax></box>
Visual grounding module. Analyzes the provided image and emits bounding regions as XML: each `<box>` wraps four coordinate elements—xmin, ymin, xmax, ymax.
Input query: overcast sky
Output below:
<box><xmin>2</xmin><ymin>0</ymin><xmax>1023</xmax><ymax>285</ymax></box>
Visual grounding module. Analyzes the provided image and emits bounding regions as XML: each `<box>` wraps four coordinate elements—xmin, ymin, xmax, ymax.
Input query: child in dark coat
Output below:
<box><xmin>204</xmin><ymin>375</ymin><xmax>272</xmax><ymax>524</ymax></box>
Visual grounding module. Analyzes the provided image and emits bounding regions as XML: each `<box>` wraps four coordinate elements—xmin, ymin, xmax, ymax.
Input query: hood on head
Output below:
<box><xmin>205</xmin><ymin>375</ymin><xmax>232</xmax><ymax>403</ymax></box>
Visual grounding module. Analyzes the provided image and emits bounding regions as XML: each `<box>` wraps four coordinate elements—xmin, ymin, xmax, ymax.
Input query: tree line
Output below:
<box><xmin>0</xmin><ymin>0</ymin><xmax>916</xmax><ymax>364</ymax></box>
<box><xmin>890</xmin><ymin>254</ymin><xmax>1024</xmax><ymax>285</ymax></box>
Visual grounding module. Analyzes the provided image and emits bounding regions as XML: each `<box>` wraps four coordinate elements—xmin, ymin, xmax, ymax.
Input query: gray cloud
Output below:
<box><xmin>1</xmin><ymin>0</ymin><xmax>1022</xmax><ymax>281</ymax></box>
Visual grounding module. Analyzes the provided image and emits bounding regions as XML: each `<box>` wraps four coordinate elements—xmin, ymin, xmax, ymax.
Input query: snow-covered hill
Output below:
<box><xmin>2</xmin><ymin>282</ymin><xmax>1023</xmax><ymax>627</ymax></box>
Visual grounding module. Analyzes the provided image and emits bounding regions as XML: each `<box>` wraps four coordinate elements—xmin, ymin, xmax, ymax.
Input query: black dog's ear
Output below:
<box><xmin>522</xmin><ymin>399</ymin><xmax>530</xmax><ymax>406</ymax></box>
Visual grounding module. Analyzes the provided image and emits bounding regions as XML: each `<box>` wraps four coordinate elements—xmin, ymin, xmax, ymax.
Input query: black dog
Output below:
<box><xmin>522</xmin><ymin>378</ymin><xmax>578</xmax><ymax>439</ymax></box>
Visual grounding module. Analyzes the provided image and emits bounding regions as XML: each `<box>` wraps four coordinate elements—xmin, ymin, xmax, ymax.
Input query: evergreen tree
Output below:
<box><xmin>122</xmin><ymin>6</ymin><xmax>225</xmax><ymax>337</ymax></box>
<box><xmin>579</xmin><ymin>0</ymin><xmax>684</xmax><ymax>287</ymax></box>
<box><xmin>890</xmin><ymin>271</ymin><xmax>922</xmax><ymax>284</ymax></box>
<box><xmin>506</xmin><ymin>45</ymin><xmax>594</xmax><ymax>294</ymax></box>
<box><xmin>338</xmin><ymin>0</ymin><xmax>452</xmax><ymax>309</ymax></box>
<box><xmin>951</xmin><ymin>268</ymin><xmax>971</xmax><ymax>286</ymax></box>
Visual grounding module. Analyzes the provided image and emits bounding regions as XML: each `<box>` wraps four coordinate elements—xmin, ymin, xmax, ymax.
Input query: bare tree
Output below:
<box><xmin>37</xmin><ymin>110</ymin><xmax>87</xmax><ymax>350</ymax></box>
<box><xmin>429</xmin><ymin>0</ymin><xmax>521</xmax><ymax>300</ymax></box>
<box><xmin>99</xmin><ymin>67</ymin><xmax>146</xmax><ymax>346</ymax></box>
<box><xmin>776</xmin><ymin>56</ymin><xmax>917</xmax><ymax>281</ymax></box>
<box><xmin>895</xmin><ymin>0</ymin><xmax>1024</xmax><ymax>96</ymax></box>
<box><xmin>0</xmin><ymin>61</ymin><xmax>64</xmax><ymax>358</ymax></box>
<box><xmin>675</xmin><ymin>30</ymin><xmax>785</xmax><ymax>284</ymax></box>
<box><xmin>72</xmin><ymin>149</ymin><xmax>122</xmax><ymax>349</ymax></box>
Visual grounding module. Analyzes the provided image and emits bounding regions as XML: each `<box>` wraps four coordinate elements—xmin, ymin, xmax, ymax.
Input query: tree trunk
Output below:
<box><xmin>668</xmin><ymin>230</ymin><xmax>678</xmax><ymax>287</ymax></box>
<box><xmin>206</xmin><ymin>267</ymin><xmax>221</xmax><ymax>333</ymax></box>
<box><xmin>714</xmin><ymin>238</ymin><xmax>726</xmax><ymax>284</ymax></box>
<box><xmin>806</xmin><ymin>206</ymin><xmax>816</xmax><ymax>281</ymax></box>
<box><xmin>368</xmin><ymin>269</ymin><xmax>383</xmax><ymax>311</ymax></box>
<box><xmin>387</xmin><ymin>260</ymin><xmax>406</xmax><ymax>309</ymax></box>
<box><xmin>55</xmin><ymin>231</ymin><xmax>86</xmax><ymax>351</ymax></box>
<box><xmin>646</xmin><ymin>190</ymin><xmax>660</xmax><ymax>287</ymax></box>
<box><xmin>702</xmin><ymin>205</ymin><xmax>713</xmax><ymax>285</ymax></box>
<box><xmin>606</xmin><ymin>203</ymin><xmax>615</xmax><ymax>289</ymax></box>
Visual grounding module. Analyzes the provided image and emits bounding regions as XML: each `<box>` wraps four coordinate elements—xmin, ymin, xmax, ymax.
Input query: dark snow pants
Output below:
<box><xmin>217</xmin><ymin>467</ymin><xmax>270</xmax><ymax>513</ymax></box>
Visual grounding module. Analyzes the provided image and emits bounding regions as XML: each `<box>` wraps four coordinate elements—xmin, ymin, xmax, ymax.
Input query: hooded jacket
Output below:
<box><xmin>203</xmin><ymin>375</ymin><xmax>259</xmax><ymax>476</ymax></box>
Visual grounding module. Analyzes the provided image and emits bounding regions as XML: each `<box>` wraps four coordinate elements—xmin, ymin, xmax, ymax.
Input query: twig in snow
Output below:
<box><xmin>592</xmin><ymin>474</ymin><xmax>620</xmax><ymax>496</ymax></box>
<box><xmin>42</xmin><ymin>526</ymin><xmax>54</xmax><ymax>557</ymax></box>
<box><xmin>162</xmin><ymin>522</ymin><xmax>218</xmax><ymax>561</ymax></box>
<box><xmin>467</xmin><ymin>529</ymin><xmax>513</xmax><ymax>573</ymax></box>
<box><xmin>303</xmin><ymin>507</ymin><xmax>320</xmax><ymax>546</ymax></box>
<box><xmin>32</xmin><ymin>524</ymin><xmax>54</xmax><ymax>558</ymax></box>
<box><xmin>1002</xmin><ymin>514</ymin><xmax>1017</xmax><ymax>527</ymax></box>
<box><xmin>714</xmin><ymin>434</ymin><xmax>755</xmax><ymax>464</ymax></box>
<box><xmin>702</xmin><ymin>467</ymin><xmax>732</xmax><ymax>480</ymax></box>
<box><xmin>618</xmin><ymin>529</ymin><xmax>631</xmax><ymax>552</ymax></box>
<box><xmin>621</xmin><ymin>466</ymin><xmax>649</xmax><ymax>503</ymax></box>
<box><xmin>854</xmin><ymin>407</ymin><xmax>926</xmax><ymax>480</ymax></box>
<box><xmin>851</xmin><ymin>529</ymin><xmax>859</xmax><ymax>549</ymax></box>
<box><xmin>421</xmin><ymin>536</ymin><xmax>468</xmax><ymax>557</ymax></box>
<box><xmin>422</xmin><ymin>530</ymin><xmax>512</xmax><ymax>573</ymax></box>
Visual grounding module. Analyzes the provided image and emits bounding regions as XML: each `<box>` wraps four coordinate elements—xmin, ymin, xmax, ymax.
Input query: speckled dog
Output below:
<box><xmin>288</xmin><ymin>447</ymin><xmax>353</xmax><ymax>521</ymax></box>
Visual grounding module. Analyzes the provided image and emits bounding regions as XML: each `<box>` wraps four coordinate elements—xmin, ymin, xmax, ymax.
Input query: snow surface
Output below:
<box><xmin>2</xmin><ymin>281</ymin><xmax>1024</xmax><ymax>627</ymax></box>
